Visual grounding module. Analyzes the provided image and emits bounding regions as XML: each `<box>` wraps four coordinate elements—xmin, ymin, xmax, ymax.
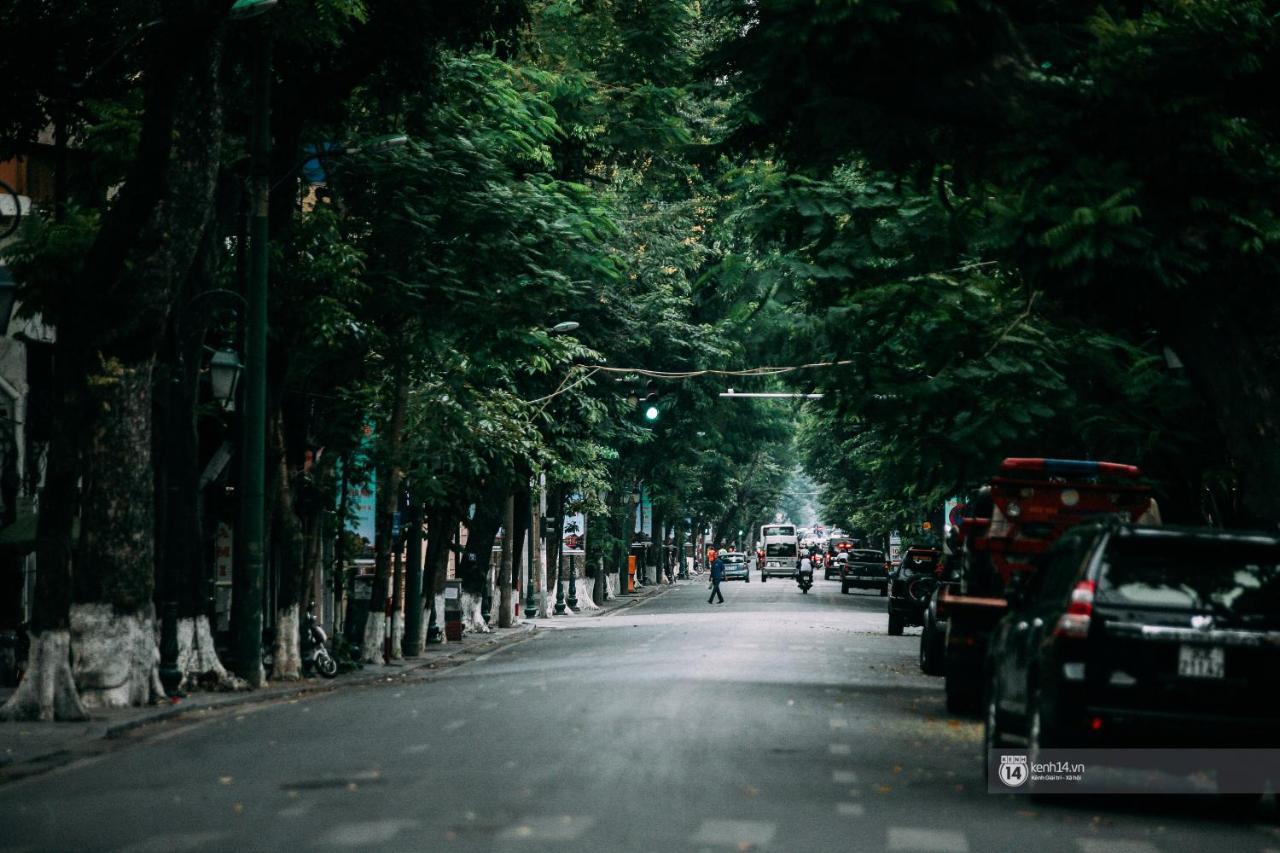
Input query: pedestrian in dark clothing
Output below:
<box><xmin>708</xmin><ymin>554</ymin><xmax>726</xmax><ymax>604</ymax></box>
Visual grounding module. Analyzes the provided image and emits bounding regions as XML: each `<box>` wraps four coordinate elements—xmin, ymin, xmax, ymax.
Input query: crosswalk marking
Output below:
<box><xmin>443</xmin><ymin>719</ymin><xmax>467</xmax><ymax>731</ymax></box>
<box><xmin>887</xmin><ymin>827</ymin><xmax>970</xmax><ymax>853</ymax></box>
<box><xmin>832</xmin><ymin>770</ymin><xmax>858</xmax><ymax>784</ymax></box>
<box><xmin>1077</xmin><ymin>842</ymin><xmax>1161</xmax><ymax>853</ymax></box>
<box><xmin>837</xmin><ymin>802</ymin><xmax>865</xmax><ymax>817</ymax></box>
<box><xmin>829</xmin><ymin>743</ymin><xmax>852</xmax><ymax>756</ymax></box>
<box><xmin>690</xmin><ymin>819</ymin><xmax>776</xmax><ymax>848</ymax></box>
<box><xmin>829</xmin><ymin>718</ymin><xmax>849</xmax><ymax>729</ymax></box>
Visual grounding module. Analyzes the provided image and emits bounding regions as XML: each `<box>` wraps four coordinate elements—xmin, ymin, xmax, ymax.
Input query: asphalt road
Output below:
<box><xmin>1</xmin><ymin>574</ymin><xmax>1273</xmax><ymax>852</ymax></box>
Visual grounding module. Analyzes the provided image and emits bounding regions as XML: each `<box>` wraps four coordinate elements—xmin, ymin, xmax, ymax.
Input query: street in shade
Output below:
<box><xmin>0</xmin><ymin>574</ymin><xmax>1272</xmax><ymax>853</ymax></box>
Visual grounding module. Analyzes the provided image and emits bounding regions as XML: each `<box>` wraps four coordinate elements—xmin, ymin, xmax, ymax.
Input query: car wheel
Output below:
<box><xmin>888</xmin><ymin>611</ymin><xmax>904</xmax><ymax>636</ymax></box>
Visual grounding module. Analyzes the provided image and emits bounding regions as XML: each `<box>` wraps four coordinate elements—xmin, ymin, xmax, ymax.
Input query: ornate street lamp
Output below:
<box><xmin>208</xmin><ymin>348</ymin><xmax>243</xmax><ymax>411</ymax></box>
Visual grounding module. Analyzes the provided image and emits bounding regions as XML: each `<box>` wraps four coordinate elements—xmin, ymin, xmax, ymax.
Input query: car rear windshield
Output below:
<box><xmin>723</xmin><ymin>555</ymin><xmax>745</xmax><ymax>564</ymax></box>
<box><xmin>1097</xmin><ymin>537</ymin><xmax>1280</xmax><ymax>616</ymax></box>
<box><xmin>851</xmin><ymin>550</ymin><xmax>884</xmax><ymax>562</ymax></box>
<box><xmin>766</xmin><ymin>543</ymin><xmax>796</xmax><ymax>557</ymax></box>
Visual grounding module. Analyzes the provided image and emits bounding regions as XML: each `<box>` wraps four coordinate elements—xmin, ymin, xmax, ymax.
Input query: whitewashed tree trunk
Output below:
<box><xmin>390</xmin><ymin>611</ymin><xmax>404</xmax><ymax>659</ymax></box>
<box><xmin>461</xmin><ymin>590</ymin><xmax>489</xmax><ymax>633</ymax></box>
<box><xmin>271</xmin><ymin>605</ymin><xmax>302</xmax><ymax>681</ymax></box>
<box><xmin>0</xmin><ymin>630</ymin><xmax>88</xmax><ymax>721</ymax></box>
<box><xmin>361</xmin><ymin>611</ymin><xmax>387</xmax><ymax>663</ymax></box>
<box><xmin>70</xmin><ymin>603</ymin><xmax>164</xmax><ymax>710</ymax></box>
<box><xmin>432</xmin><ymin>593</ymin><xmax>447</xmax><ymax>644</ymax></box>
<box><xmin>175</xmin><ymin>615</ymin><xmax>243</xmax><ymax>691</ymax></box>
<box><xmin>605</xmin><ymin>573</ymin><xmax>618</xmax><ymax>601</ymax></box>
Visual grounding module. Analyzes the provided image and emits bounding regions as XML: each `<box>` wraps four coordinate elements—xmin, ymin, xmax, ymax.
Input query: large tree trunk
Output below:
<box><xmin>0</xmin><ymin>346</ymin><xmax>88</xmax><ymax>721</ymax></box>
<box><xmin>72</xmin><ymin>364</ymin><xmax>165</xmax><ymax>709</ymax></box>
<box><xmin>459</xmin><ymin>479</ymin><xmax>506</xmax><ymax>632</ymax></box>
<box><xmin>498</xmin><ymin>494</ymin><xmax>514</xmax><ymax>628</ymax></box>
<box><xmin>267</xmin><ymin>416</ymin><xmax>306</xmax><ymax>680</ymax></box>
<box><xmin>421</xmin><ymin>505</ymin><xmax>455</xmax><ymax>646</ymax></box>
<box><xmin>359</xmin><ymin>366</ymin><xmax>409</xmax><ymax>662</ymax></box>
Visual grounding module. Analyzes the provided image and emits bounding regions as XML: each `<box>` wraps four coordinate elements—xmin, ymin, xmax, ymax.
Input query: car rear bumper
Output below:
<box><xmin>1057</xmin><ymin>703</ymin><xmax>1280</xmax><ymax>749</ymax></box>
<box><xmin>843</xmin><ymin>573</ymin><xmax>887</xmax><ymax>586</ymax></box>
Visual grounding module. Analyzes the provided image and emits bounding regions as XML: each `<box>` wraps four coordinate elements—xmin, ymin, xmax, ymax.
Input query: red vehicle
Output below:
<box><xmin>933</xmin><ymin>458</ymin><xmax>1159</xmax><ymax>713</ymax></box>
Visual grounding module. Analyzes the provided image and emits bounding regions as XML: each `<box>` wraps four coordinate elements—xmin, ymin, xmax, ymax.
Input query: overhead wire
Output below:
<box><xmin>523</xmin><ymin>358</ymin><xmax>854</xmax><ymax>407</ymax></box>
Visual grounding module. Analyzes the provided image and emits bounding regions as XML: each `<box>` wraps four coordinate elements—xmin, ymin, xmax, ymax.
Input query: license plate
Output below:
<box><xmin>1177</xmin><ymin>645</ymin><xmax>1224</xmax><ymax>679</ymax></box>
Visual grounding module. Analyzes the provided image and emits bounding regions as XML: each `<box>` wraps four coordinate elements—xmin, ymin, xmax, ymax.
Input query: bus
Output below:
<box><xmin>759</xmin><ymin>523</ymin><xmax>799</xmax><ymax>581</ymax></box>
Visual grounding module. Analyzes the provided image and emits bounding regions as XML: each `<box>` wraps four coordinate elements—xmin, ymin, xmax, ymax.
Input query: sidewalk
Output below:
<box><xmin>0</xmin><ymin>580</ymin><xmax>684</xmax><ymax>785</ymax></box>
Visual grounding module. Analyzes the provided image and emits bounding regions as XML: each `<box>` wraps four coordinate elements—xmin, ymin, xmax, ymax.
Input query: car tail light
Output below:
<box><xmin>1053</xmin><ymin>580</ymin><xmax>1096</xmax><ymax>639</ymax></box>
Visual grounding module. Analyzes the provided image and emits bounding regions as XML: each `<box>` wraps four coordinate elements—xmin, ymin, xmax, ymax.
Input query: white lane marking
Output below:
<box><xmin>833</xmin><ymin>770</ymin><xmax>858</xmax><ymax>784</ymax></box>
<box><xmin>404</xmin><ymin>744</ymin><xmax>430</xmax><ymax>754</ymax></box>
<box><xmin>1077</xmin><ymin>842</ymin><xmax>1162</xmax><ymax>853</ymax></box>
<box><xmin>509</xmin><ymin>688</ymin><xmax>525</xmax><ymax>696</ymax></box>
<box><xmin>498</xmin><ymin>815</ymin><xmax>596</xmax><ymax>842</ymax></box>
<box><xmin>829</xmin><ymin>718</ymin><xmax>849</xmax><ymax>729</ymax></box>
<box><xmin>278</xmin><ymin>801</ymin><xmax>315</xmax><ymax>818</ymax></box>
<box><xmin>829</xmin><ymin>744</ymin><xmax>852</xmax><ymax>756</ymax></box>
<box><xmin>837</xmin><ymin>802</ymin><xmax>865</xmax><ymax>817</ymax></box>
<box><xmin>690</xmin><ymin>820</ymin><xmax>776</xmax><ymax>847</ymax></box>
<box><xmin>317</xmin><ymin>820</ymin><xmax>419</xmax><ymax>847</ymax></box>
<box><xmin>443</xmin><ymin>719</ymin><xmax>467</xmax><ymax>731</ymax></box>
<box><xmin>887</xmin><ymin>828</ymin><xmax>970</xmax><ymax>853</ymax></box>
<box><xmin>113</xmin><ymin>832</ymin><xmax>230</xmax><ymax>852</ymax></box>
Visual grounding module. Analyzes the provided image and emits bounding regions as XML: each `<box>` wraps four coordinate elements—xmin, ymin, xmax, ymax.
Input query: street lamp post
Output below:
<box><xmin>566</xmin><ymin>554</ymin><xmax>578</xmax><ymax>611</ymax></box>
<box><xmin>524</xmin><ymin>475</ymin><xmax>538</xmax><ymax>618</ymax></box>
<box><xmin>230</xmin><ymin>2</ymin><xmax>273</xmax><ymax>687</ymax></box>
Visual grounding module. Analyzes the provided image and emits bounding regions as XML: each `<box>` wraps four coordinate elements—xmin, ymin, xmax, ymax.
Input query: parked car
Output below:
<box><xmin>719</xmin><ymin>551</ymin><xmax>751</xmax><ymax>582</ymax></box>
<box><xmin>887</xmin><ymin>547</ymin><xmax>942</xmax><ymax>635</ymax></box>
<box><xmin>841</xmin><ymin>549</ymin><xmax>888</xmax><ymax>596</ymax></box>
<box><xmin>984</xmin><ymin>523</ymin><xmax>1280</xmax><ymax>792</ymax></box>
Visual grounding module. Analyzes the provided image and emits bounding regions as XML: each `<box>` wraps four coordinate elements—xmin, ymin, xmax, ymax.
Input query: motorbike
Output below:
<box><xmin>303</xmin><ymin>605</ymin><xmax>338</xmax><ymax>678</ymax></box>
<box><xmin>796</xmin><ymin>563</ymin><xmax>814</xmax><ymax>594</ymax></box>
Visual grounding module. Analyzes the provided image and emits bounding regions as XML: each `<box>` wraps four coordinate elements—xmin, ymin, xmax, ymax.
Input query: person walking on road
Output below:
<box><xmin>708</xmin><ymin>552</ymin><xmax>726</xmax><ymax>605</ymax></box>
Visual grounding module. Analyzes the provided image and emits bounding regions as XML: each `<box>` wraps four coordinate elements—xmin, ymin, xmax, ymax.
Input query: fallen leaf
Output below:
<box><xmin>947</xmin><ymin>719</ymin><xmax>962</xmax><ymax>729</ymax></box>
<box><xmin>892</xmin><ymin>766</ymin><xmax>902</xmax><ymax>775</ymax></box>
<box><xmin>219</xmin><ymin>776</ymin><xmax>233</xmax><ymax>785</ymax></box>
<box><xmin>742</xmin><ymin>786</ymin><xmax>760</xmax><ymax>797</ymax></box>
<box><xmin>1017</xmin><ymin>810</ymin><xmax>1037</xmax><ymax>818</ymax></box>
<box><xmin>347</xmin><ymin>783</ymin><xmax>359</xmax><ymax>792</ymax></box>
<box><xmin>233</xmin><ymin>803</ymin><xmax>244</xmax><ymax>814</ymax></box>
<box><xmin>876</xmin><ymin>785</ymin><xmax>892</xmax><ymax>794</ymax></box>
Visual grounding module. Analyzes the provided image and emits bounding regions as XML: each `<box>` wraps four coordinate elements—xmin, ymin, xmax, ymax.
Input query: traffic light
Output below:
<box><xmin>642</xmin><ymin>380</ymin><xmax>659</xmax><ymax>422</ymax></box>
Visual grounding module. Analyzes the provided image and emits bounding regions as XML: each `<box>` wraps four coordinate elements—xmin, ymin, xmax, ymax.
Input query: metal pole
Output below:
<box><xmin>524</xmin><ymin>479</ymin><xmax>537</xmax><ymax>618</ymax></box>
<box><xmin>567</xmin><ymin>554</ymin><xmax>578</xmax><ymax>611</ymax></box>
<box><xmin>231</xmin><ymin>20</ymin><xmax>270</xmax><ymax>687</ymax></box>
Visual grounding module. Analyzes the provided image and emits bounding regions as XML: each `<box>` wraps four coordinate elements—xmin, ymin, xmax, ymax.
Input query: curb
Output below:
<box><xmin>1</xmin><ymin>622</ymin><xmax>539</xmax><ymax>785</ymax></box>
<box><xmin>595</xmin><ymin>580</ymin><xmax>682</xmax><ymax>617</ymax></box>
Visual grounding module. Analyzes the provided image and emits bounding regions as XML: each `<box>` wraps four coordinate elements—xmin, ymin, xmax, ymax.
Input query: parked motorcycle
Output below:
<box><xmin>303</xmin><ymin>605</ymin><xmax>338</xmax><ymax>678</ymax></box>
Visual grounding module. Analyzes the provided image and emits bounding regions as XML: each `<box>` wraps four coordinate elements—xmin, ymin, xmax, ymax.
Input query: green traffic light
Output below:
<box><xmin>644</xmin><ymin>405</ymin><xmax>660</xmax><ymax>421</ymax></box>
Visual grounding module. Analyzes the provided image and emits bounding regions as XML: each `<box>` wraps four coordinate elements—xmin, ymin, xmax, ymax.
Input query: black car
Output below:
<box><xmin>841</xmin><ymin>549</ymin><xmax>888</xmax><ymax>596</ymax></box>
<box><xmin>984</xmin><ymin>523</ymin><xmax>1280</xmax><ymax>790</ymax></box>
<box><xmin>887</xmin><ymin>547</ymin><xmax>942</xmax><ymax>635</ymax></box>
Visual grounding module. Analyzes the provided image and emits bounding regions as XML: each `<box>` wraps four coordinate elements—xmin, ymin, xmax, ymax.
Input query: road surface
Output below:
<box><xmin>0</xmin><ymin>575</ymin><xmax>1270</xmax><ymax>851</ymax></box>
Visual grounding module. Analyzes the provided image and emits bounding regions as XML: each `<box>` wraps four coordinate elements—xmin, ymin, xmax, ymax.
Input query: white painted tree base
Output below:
<box><xmin>606</xmin><ymin>573</ymin><xmax>618</xmax><ymax>600</ymax></box>
<box><xmin>271</xmin><ymin>605</ymin><xmax>302</xmax><ymax>681</ymax></box>
<box><xmin>564</xmin><ymin>578</ymin><xmax>599</xmax><ymax>612</ymax></box>
<box><xmin>176</xmin><ymin>616</ymin><xmax>243</xmax><ymax>691</ymax></box>
<box><xmin>431</xmin><ymin>594</ymin><xmax>447</xmax><ymax>644</ymax></box>
<box><xmin>71</xmin><ymin>603</ymin><xmax>164</xmax><ymax>710</ymax></box>
<box><xmin>0</xmin><ymin>630</ymin><xmax>88</xmax><ymax>722</ymax></box>
<box><xmin>390</xmin><ymin>612</ymin><xmax>404</xmax><ymax>659</ymax></box>
<box><xmin>362</xmin><ymin>612</ymin><xmax>387</xmax><ymax>663</ymax></box>
<box><xmin>460</xmin><ymin>591</ymin><xmax>490</xmax><ymax>633</ymax></box>
<box><xmin>536</xmin><ymin>586</ymin><xmax>556</xmax><ymax>618</ymax></box>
